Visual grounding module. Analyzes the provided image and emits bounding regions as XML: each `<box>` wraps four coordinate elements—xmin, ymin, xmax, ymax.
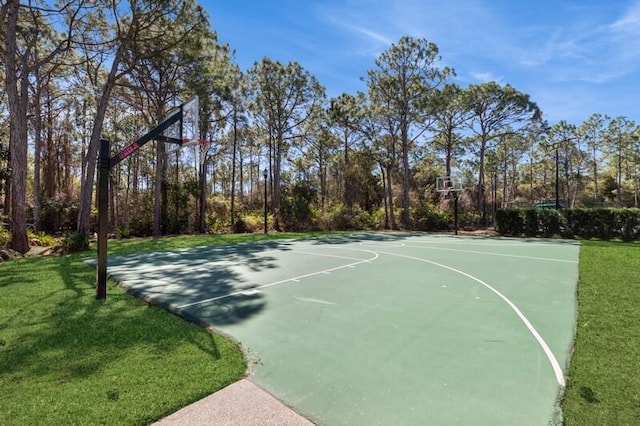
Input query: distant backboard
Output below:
<box><xmin>436</xmin><ymin>176</ymin><xmax>462</xmax><ymax>195</ymax></box>
<box><xmin>162</xmin><ymin>96</ymin><xmax>199</xmax><ymax>145</ymax></box>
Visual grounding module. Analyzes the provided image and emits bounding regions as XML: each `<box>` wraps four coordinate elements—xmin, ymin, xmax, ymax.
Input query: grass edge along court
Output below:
<box><xmin>0</xmin><ymin>233</ymin><xmax>638</xmax><ymax>424</ymax></box>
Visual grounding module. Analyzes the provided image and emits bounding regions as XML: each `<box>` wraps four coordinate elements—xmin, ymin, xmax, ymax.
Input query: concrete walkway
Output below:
<box><xmin>153</xmin><ymin>379</ymin><xmax>314</xmax><ymax>426</ymax></box>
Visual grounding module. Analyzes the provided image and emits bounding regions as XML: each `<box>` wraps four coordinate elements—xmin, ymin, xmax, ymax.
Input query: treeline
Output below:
<box><xmin>1</xmin><ymin>1</ymin><xmax>639</xmax><ymax>252</ymax></box>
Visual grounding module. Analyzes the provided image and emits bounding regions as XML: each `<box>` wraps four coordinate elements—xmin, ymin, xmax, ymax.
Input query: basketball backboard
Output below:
<box><xmin>436</xmin><ymin>175</ymin><xmax>462</xmax><ymax>195</ymax></box>
<box><xmin>162</xmin><ymin>96</ymin><xmax>199</xmax><ymax>146</ymax></box>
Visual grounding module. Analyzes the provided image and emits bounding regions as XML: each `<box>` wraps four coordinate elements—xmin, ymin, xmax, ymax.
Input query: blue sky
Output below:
<box><xmin>204</xmin><ymin>0</ymin><xmax>640</xmax><ymax>125</ymax></box>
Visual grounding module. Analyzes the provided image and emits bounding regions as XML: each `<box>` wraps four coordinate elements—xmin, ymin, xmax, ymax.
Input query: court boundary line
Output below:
<box><xmin>404</xmin><ymin>243</ymin><xmax>578</xmax><ymax>264</ymax></box>
<box><xmin>378</xmin><ymin>250</ymin><xmax>566</xmax><ymax>387</ymax></box>
<box><xmin>177</xmin><ymin>248</ymin><xmax>380</xmax><ymax>309</ymax></box>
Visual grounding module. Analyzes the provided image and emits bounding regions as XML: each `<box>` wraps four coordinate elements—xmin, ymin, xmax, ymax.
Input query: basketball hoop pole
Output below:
<box><xmin>96</xmin><ymin>138</ymin><xmax>110</xmax><ymax>299</ymax></box>
<box><xmin>94</xmin><ymin>97</ymin><xmax>196</xmax><ymax>299</ymax></box>
<box><xmin>453</xmin><ymin>191</ymin><xmax>459</xmax><ymax>236</ymax></box>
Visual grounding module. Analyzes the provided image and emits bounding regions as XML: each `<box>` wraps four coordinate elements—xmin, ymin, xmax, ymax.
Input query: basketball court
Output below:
<box><xmin>103</xmin><ymin>233</ymin><xmax>579</xmax><ymax>425</ymax></box>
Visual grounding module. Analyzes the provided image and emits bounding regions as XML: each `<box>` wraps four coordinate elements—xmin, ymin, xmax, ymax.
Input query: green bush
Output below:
<box><xmin>592</xmin><ymin>209</ymin><xmax>615</xmax><ymax>240</ymax></box>
<box><xmin>495</xmin><ymin>209</ymin><xmax>524</xmax><ymax>236</ymax></box>
<box><xmin>280</xmin><ymin>182</ymin><xmax>318</xmax><ymax>231</ymax></box>
<box><xmin>40</xmin><ymin>197</ymin><xmax>78</xmax><ymax>233</ymax></box>
<box><xmin>0</xmin><ymin>224</ymin><xmax>9</xmax><ymax>247</ymax></box>
<box><xmin>352</xmin><ymin>209</ymin><xmax>380</xmax><ymax>230</ymax></box>
<box><xmin>614</xmin><ymin>208</ymin><xmax>640</xmax><ymax>242</ymax></box>
<box><xmin>413</xmin><ymin>205</ymin><xmax>450</xmax><ymax>232</ymax></box>
<box><xmin>495</xmin><ymin>208</ymin><xmax>640</xmax><ymax>241</ymax></box>
<box><xmin>324</xmin><ymin>206</ymin><xmax>379</xmax><ymax>230</ymax></box>
<box><xmin>27</xmin><ymin>230</ymin><xmax>57</xmax><ymax>246</ymax></box>
<box><xmin>522</xmin><ymin>209</ymin><xmax>538</xmax><ymax>237</ymax></box>
<box><xmin>62</xmin><ymin>231</ymin><xmax>90</xmax><ymax>253</ymax></box>
<box><xmin>115</xmin><ymin>225</ymin><xmax>131</xmax><ymax>240</ymax></box>
<box><xmin>538</xmin><ymin>209</ymin><xmax>566</xmax><ymax>237</ymax></box>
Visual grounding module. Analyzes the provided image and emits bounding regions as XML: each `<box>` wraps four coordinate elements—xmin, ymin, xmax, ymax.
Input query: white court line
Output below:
<box><xmin>177</xmin><ymin>249</ymin><xmax>379</xmax><ymax>309</ymax></box>
<box><xmin>404</xmin><ymin>244</ymin><xmax>578</xmax><ymax>264</ymax></box>
<box><xmin>409</xmin><ymin>238</ymin><xmax>579</xmax><ymax>247</ymax></box>
<box><xmin>379</xmin><ymin>250</ymin><xmax>566</xmax><ymax>388</ymax></box>
<box><xmin>292</xmin><ymin>250</ymin><xmax>370</xmax><ymax>262</ymax></box>
<box><xmin>358</xmin><ymin>242</ymin><xmax>406</xmax><ymax>247</ymax></box>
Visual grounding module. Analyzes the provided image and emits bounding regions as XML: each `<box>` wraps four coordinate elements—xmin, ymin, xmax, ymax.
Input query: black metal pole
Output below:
<box><xmin>263</xmin><ymin>169</ymin><xmax>268</xmax><ymax>234</ymax></box>
<box><xmin>96</xmin><ymin>138</ymin><xmax>110</xmax><ymax>299</ymax></box>
<box><xmin>453</xmin><ymin>192</ymin><xmax>459</xmax><ymax>236</ymax></box>
<box><xmin>555</xmin><ymin>146</ymin><xmax>560</xmax><ymax>209</ymax></box>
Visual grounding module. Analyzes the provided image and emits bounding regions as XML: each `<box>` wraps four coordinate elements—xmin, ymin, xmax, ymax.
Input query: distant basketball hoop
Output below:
<box><xmin>436</xmin><ymin>175</ymin><xmax>463</xmax><ymax>235</ymax></box>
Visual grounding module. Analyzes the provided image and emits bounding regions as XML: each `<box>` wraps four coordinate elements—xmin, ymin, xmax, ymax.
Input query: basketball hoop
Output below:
<box><xmin>180</xmin><ymin>138</ymin><xmax>208</xmax><ymax>148</ymax></box>
<box><xmin>436</xmin><ymin>176</ymin><xmax>460</xmax><ymax>197</ymax></box>
<box><xmin>435</xmin><ymin>175</ymin><xmax>462</xmax><ymax>235</ymax></box>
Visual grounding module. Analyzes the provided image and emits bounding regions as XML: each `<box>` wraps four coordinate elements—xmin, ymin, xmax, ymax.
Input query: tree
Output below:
<box><xmin>604</xmin><ymin>116</ymin><xmax>636</xmax><ymax>206</ymax></box>
<box><xmin>2</xmin><ymin>0</ymin><xmax>79</xmax><ymax>253</ymax></box>
<box><xmin>247</xmin><ymin>57</ymin><xmax>325</xmax><ymax>229</ymax></box>
<box><xmin>431</xmin><ymin>84</ymin><xmax>472</xmax><ymax>177</ymax></box>
<box><xmin>327</xmin><ymin>92</ymin><xmax>365</xmax><ymax>209</ymax></box>
<box><xmin>579</xmin><ymin>113</ymin><xmax>606</xmax><ymax>204</ymax></box>
<box><xmin>463</xmin><ymin>82</ymin><xmax>540</xmax><ymax>224</ymax></box>
<box><xmin>76</xmin><ymin>0</ymin><xmax>206</xmax><ymax>234</ymax></box>
<box><xmin>366</xmin><ymin>36</ymin><xmax>452</xmax><ymax>228</ymax></box>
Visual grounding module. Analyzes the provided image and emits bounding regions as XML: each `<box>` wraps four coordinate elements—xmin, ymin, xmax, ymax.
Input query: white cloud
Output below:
<box><xmin>468</xmin><ymin>71</ymin><xmax>503</xmax><ymax>84</ymax></box>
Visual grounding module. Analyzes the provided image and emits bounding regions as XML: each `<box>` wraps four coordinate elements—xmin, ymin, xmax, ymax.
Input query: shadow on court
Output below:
<box><xmin>105</xmin><ymin>243</ymin><xmax>293</xmax><ymax>326</ymax></box>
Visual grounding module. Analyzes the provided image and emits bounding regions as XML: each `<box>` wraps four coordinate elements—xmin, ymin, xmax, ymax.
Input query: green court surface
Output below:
<box><xmin>106</xmin><ymin>233</ymin><xmax>579</xmax><ymax>425</ymax></box>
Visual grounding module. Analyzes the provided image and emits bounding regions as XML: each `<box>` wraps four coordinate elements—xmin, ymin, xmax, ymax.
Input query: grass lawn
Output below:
<box><xmin>0</xmin><ymin>233</ymin><xmax>313</xmax><ymax>425</ymax></box>
<box><xmin>1</xmin><ymin>233</ymin><xmax>638</xmax><ymax>424</ymax></box>
<box><xmin>562</xmin><ymin>240</ymin><xmax>640</xmax><ymax>425</ymax></box>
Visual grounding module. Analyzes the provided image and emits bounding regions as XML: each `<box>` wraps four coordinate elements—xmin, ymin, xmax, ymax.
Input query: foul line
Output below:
<box><xmin>404</xmin><ymin>244</ymin><xmax>578</xmax><ymax>264</ymax></box>
<box><xmin>378</xmin><ymin>250</ymin><xmax>566</xmax><ymax>387</ymax></box>
<box><xmin>177</xmin><ymin>249</ymin><xmax>379</xmax><ymax>309</ymax></box>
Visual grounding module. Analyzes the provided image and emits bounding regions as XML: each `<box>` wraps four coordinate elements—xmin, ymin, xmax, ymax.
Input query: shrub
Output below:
<box><xmin>495</xmin><ymin>207</ymin><xmax>640</xmax><ymax>241</ymax></box>
<box><xmin>62</xmin><ymin>231</ymin><xmax>90</xmax><ymax>253</ymax></box>
<box><xmin>232</xmin><ymin>219</ymin><xmax>255</xmax><ymax>234</ymax></box>
<box><xmin>521</xmin><ymin>209</ymin><xmax>538</xmax><ymax>237</ymax></box>
<box><xmin>614</xmin><ymin>208</ymin><xmax>640</xmax><ymax>242</ymax></box>
<box><xmin>352</xmin><ymin>209</ymin><xmax>379</xmax><ymax>230</ymax></box>
<box><xmin>538</xmin><ymin>209</ymin><xmax>566</xmax><ymax>237</ymax></box>
<box><xmin>280</xmin><ymin>182</ymin><xmax>318</xmax><ymax>231</ymax></box>
<box><xmin>27</xmin><ymin>230</ymin><xmax>57</xmax><ymax>246</ymax></box>
<box><xmin>115</xmin><ymin>225</ymin><xmax>131</xmax><ymax>240</ymax></box>
<box><xmin>495</xmin><ymin>209</ymin><xmax>524</xmax><ymax>236</ymax></box>
<box><xmin>40</xmin><ymin>197</ymin><xmax>78</xmax><ymax>233</ymax></box>
<box><xmin>413</xmin><ymin>205</ymin><xmax>450</xmax><ymax>232</ymax></box>
<box><xmin>0</xmin><ymin>224</ymin><xmax>9</xmax><ymax>247</ymax></box>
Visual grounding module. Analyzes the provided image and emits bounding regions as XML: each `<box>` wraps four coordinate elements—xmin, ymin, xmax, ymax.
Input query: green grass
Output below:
<box><xmin>562</xmin><ymin>240</ymin><xmax>640</xmax><ymax>425</ymax></box>
<box><xmin>0</xmin><ymin>232</ymin><xmax>320</xmax><ymax>425</ymax></box>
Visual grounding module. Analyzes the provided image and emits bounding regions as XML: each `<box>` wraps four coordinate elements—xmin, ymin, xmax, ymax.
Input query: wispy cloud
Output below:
<box><xmin>348</xmin><ymin>25</ymin><xmax>394</xmax><ymax>46</ymax></box>
<box><xmin>468</xmin><ymin>71</ymin><xmax>503</xmax><ymax>84</ymax></box>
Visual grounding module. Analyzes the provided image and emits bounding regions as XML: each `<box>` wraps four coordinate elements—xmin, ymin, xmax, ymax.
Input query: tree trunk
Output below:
<box><xmin>33</xmin><ymin>72</ymin><xmax>43</xmax><ymax>231</ymax></box>
<box><xmin>4</xmin><ymin>0</ymin><xmax>30</xmax><ymax>253</ymax></box>
<box><xmin>386</xmin><ymin>166</ymin><xmax>397</xmax><ymax>230</ymax></box>
<box><xmin>592</xmin><ymin>147</ymin><xmax>599</xmax><ymax>204</ymax></box>
<box><xmin>401</xmin><ymin>127</ymin><xmax>411</xmax><ymax>229</ymax></box>
<box><xmin>379</xmin><ymin>162</ymin><xmax>389</xmax><ymax>229</ymax></box>
<box><xmin>77</xmin><ymin>46</ymin><xmax>124</xmax><ymax>233</ymax></box>
<box><xmin>230</xmin><ymin>110</ymin><xmax>238</xmax><ymax>225</ymax></box>
<box><xmin>198</xmin><ymin>160</ymin><xmax>207</xmax><ymax>233</ymax></box>
<box><xmin>477</xmin><ymin>139</ymin><xmax>487</xmax><ymax>226</ymax></box>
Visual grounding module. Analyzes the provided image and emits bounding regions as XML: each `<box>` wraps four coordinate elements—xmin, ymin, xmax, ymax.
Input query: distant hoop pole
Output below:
<box><xmin>436</xmin><ymin>176</ymin><xmax>460</xmax><ymax>236</ymax></box>
<box><xmin>453</xmin><ymin>191</ymin><xmax>459</xmax><ymax>236</ymax></box>
<box><xmin>263</xmin><ymin>168</ymin><xmax>268</xmax><ymax>234</ymax></box>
